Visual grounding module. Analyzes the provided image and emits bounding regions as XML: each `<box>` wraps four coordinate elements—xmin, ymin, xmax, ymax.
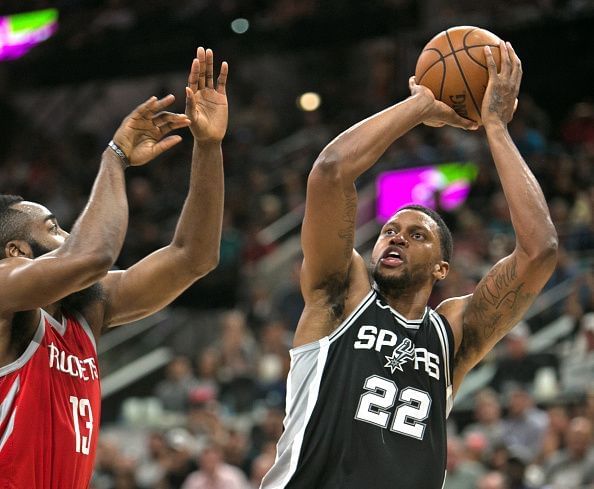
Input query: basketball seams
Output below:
<box><xmin>416</xmin><ymin>48</ymin><xmax>445</xmax><ymax>84</ymax></box>
<box><xmin>445</xmin><ymin>28</ymin><xmax>482</xmax><ymax>119</ymax></box>
<box><xmin>417</xmin><ymin>44</ymin><xmax>495</xmax><ymax>82</ymax></box>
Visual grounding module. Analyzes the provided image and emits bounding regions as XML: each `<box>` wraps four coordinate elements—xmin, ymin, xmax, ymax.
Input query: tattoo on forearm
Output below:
<box><xmin>456</xmin><ymin>257</ymin><xmax>536</xmax><ymax>365</ymax></box>
<box><xmin>337</xmin><ymin>194</ymin><xmax>357</xmax><ymax>259</ymax></box>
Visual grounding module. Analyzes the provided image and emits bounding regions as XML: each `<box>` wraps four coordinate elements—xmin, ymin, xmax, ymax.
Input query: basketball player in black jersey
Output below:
<box><xmin>261</xmin><ymin>42</ymin><xmax>557</xmax><ymax>489</ymax></box>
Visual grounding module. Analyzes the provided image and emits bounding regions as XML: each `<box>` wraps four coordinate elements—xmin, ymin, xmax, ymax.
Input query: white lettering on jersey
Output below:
<box><xmin>48</xmin><ymin>343</ymin><xmax>98</xmax><ymax>381</ymax></box>
<box><xmin>354</xmin><ymin>326</ymin><xmax>440</xmax><ymax>380</ymax></box>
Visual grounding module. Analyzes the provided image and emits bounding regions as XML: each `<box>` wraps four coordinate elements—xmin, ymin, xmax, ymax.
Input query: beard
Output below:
<box><xmin>371</xmin><ymin>261</ymin><xmax>429</xmax><ymax>299</ymax></box>
<box><xmin>30</xmin><ymin>239</ymin><xmax>105</xmax><ymax>312</ymax></box>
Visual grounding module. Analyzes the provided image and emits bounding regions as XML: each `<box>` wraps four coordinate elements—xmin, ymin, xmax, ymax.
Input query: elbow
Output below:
<box><xmin>310</xmin><ymin>150</ymin><xmax>344</xmax><ymax>183</ymax></box>
<box><xmin>188</xmin><ymin>251</ymin><xmax>220</xmax><ymax>279</ymax></box>
<box><xmin>524</xmin><ymin>228</ymin><xmax>559</xmax><ymax>266</ymax></box>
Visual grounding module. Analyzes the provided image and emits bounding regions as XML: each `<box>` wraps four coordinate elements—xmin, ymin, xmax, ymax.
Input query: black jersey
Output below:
<box><xmin>261</xmin><ymin>288</ymin><xmax>454</xmax><ymax>489</ymax></box>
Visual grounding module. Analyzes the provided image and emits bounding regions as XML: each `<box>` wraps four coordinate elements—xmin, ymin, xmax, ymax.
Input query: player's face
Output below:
<box><xmin>14</xmin><ymin>201</ymin><xmax>69</xmax><ymax>257</ymax></box>
<box><xmin>370</xmin><ymin>210</ymin><xmax>444</xmax><ymax>295</ymax></box>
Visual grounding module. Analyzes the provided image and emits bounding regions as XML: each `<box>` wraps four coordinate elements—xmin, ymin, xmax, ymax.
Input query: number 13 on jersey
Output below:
<box><xmin>69</xmin><ymin>396</ymin><xmax>94</xmax><ymax>455</ymax></box>
<box><xmin>354</xmin><ymin>375</ymin><xmax>432</xmax><ymax>440</ymax></box>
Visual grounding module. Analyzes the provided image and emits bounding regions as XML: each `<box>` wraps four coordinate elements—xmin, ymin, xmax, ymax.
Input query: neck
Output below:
<box><xmin>378</xmin><ymin>284</ymin><xmax>432</xmax><ymax>320</ymax></box>
<box><xmin>42</xmin><ymin>302</ymin><xmax>63</xmax><ymax>321</ymax></box>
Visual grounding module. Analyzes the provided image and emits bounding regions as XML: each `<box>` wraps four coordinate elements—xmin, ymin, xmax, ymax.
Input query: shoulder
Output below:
<box><xmin>435</xmin><ymin>294</ymin><xmax>473</xmax><ymax>353</ymax></box>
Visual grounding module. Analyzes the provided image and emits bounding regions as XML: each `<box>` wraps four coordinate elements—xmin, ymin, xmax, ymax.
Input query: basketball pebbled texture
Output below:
<box><xmin>415</xmin><ymin>26</ymin><xmax>502</xmax><ymax>124</ymax></box>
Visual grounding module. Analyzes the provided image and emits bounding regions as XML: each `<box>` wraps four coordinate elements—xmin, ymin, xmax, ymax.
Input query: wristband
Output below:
<box><xmin>108</xmin><ymin>140</ymin><xmax>131</xmax><ymax>168</ymax></box>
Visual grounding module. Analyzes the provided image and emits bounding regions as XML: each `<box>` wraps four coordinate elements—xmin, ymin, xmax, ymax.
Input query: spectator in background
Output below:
<box><xmin>154</xmin><ymin>356</ymin><xmax>200</xmax><ymax>413</ymax></box>
<box><xmin>537</xmin><ymin>405</ymin><xmax>571</xmax><ymax>466</ymax></box>
<box><xmin>159</xmin><ymin>428</ymin><xmax>198</xmax><ymax>489</ymax></box>
<box><xmin>544</xmin><ymin>417</ymin><xmax>594</xmax><ymax>489</ymax></box>
<box><xmin>135</xmin><ymin>431</ymin><xmax>168</xmax><ymax>489</ymax></box>
<box><xmin>256</xmin><ymin>319</ymin><xmax>290</xmax><ymax>406</ymax></box>
<box><xmin>182</xmin><ymin>442</ymin><xmax>249</xmax><ymax>489</ymax></box>
<box><xmin>217</xmin><ymin>310</ymin><xmax>260</xmax><ymax>413</ymax></box>
<box><xmin>462</xmin><ymin>388</ymin><xmax>505</xmax><ymax>456</ymax></box>
<box><xmin>443</xmin><ymin>436</ymin><xmax>485</xmax><ymax>489</ymax></box>
<box><xmin>477</xmin><ymin>471</ymin><xmax>510</xmax><ymax>489</ymax></box>
<box><xmin>193</xmin><ymin>347</ymin><xmax>221</xmax><ymax>400</ymax></box>
<box><xmin>271</xmin><ymin>257</ymin><xmax>304</xmax><ymax>332</ymax></box>
<box><xmin>491</xmin><ymin>322</ymin><xmax>556</xmax><ymax>393</ymax></box>
<box><xmin>248</xmin><ymin>450</ymin><xmax>275</xmax><ymax>489</ymax></box>
<box><xmin>501</xmin><ymin>385</ymin><xmax>548</xmax><ymax>463</ymax></box>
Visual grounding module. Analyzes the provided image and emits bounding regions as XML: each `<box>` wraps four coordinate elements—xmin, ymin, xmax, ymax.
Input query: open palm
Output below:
<box><xmin>185</xmin><ymin>47</ymin><xmax>229</xmax><ymax>143</ymax></box>
<box><xmin>113</xmin><ymin>95</ymin><xmax>190</xmax><ymax>166</ymax></box>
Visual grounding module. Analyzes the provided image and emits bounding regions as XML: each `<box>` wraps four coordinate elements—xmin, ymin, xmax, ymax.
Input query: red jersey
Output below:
<box><xmin>0</xmin><ymin>309</ymin><xmax>101</xmax><ymax>489</ymax></box>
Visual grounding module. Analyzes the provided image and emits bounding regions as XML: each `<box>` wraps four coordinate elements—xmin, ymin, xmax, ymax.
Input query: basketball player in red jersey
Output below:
<box><xmin>0</xmin><ymin>47</ymin><xmax>228</xmax><ymax>489</ymax></box>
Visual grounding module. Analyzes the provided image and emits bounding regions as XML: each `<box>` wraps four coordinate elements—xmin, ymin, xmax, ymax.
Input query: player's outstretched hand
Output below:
<box><xmin>185</xmin><ymin>46</ymin><xmax>229</xmax><ymax>143</ymax></box>
<box><xmin>409</xmin><ymin>76</ymin><xmax>478</xmax><ymax>130</ymax></box>
<box><xmin>112</xmin><ymin>95</ymin><xmax>191</xmax><ymax>166</ymax></box>
<box><xmin>481</xmin><ymin>41</ymin><xmax>522</xmax><ymax>128</ymax></box>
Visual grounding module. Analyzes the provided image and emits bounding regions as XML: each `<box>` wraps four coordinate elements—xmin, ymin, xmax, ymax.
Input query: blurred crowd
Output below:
<box><xmin>1</xmin><ymin>2</ymin><xmax>594</xmax><ymax>489</ymax></box>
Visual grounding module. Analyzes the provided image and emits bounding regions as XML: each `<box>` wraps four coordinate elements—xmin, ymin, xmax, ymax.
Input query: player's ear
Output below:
<box><xmin>5</xmin><ymin>240</ymin><xmax>33</xmax><ymax>259</ymax></box>
<box><xmin>432</xmin><ymin>261</ymin><xmax>449</xmax><ymax>281</ymax></box>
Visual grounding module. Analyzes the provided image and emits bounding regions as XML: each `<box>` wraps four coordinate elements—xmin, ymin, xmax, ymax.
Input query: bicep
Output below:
<box><xmin>0</xmin><ymin>254</ymin><xmax>107</xmax><ymax>314</ymax></box>
<box><xmin>101</xmin><ymin>246</ymin><xmax>204</xmax><ymax>327</ymax></box>
<box><xmin>301</xmin><ymin>160</ymin><xmax>358</xmax><ymax>297</ymax></box>
<box><xmin>454</xmin><ymin>250</ymin><xmax>555</xmax><ymax>380</ymax></box>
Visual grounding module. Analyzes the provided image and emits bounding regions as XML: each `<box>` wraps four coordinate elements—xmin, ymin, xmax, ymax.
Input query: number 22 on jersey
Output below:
<box><xmin>354</xmin><ymin>375</ymin><xmax>432</xmax><ymax>440</ymax></box>
<box><xmin>69</xmin><ymin>396</ymin><xmax>94</xmax><ymax>455</ymax></box>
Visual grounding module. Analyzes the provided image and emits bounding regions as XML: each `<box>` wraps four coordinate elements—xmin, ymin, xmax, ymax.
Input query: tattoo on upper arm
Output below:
<box><xmin>456</xmin><ymin>257</ymin><xmax>536</xmax><ymax>365</ymax></box>
<box><xmin>337</xmin><ymin>193</ymin><xmax>357</xmax><ymax>259</ymax></box>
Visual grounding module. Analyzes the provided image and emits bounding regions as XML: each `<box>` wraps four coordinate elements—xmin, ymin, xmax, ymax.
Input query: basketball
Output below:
<box><xmin>415</xmin><ymin>26</ymin><xmax>502</xmax><ymax>124</ymax></box>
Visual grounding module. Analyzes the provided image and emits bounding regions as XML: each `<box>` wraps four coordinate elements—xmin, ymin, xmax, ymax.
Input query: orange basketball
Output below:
<box><xmin>415</xmin><ymin>26</ymin><xmax>502</xmax><ymax>124</ymax></box>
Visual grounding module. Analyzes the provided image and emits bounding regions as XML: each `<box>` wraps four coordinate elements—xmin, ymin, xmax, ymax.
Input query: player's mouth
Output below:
<box><xmin>380</xmin><ymin>248</ymin><xmax>404</xmax><ymax>267</ymax></box>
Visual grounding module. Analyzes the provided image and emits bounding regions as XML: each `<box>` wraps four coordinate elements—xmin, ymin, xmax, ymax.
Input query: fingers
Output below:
<box><xmin>484</xmin><ymin>46</ymin><xmax>498</xmax><ymax>79</ymax></box>
<box><xmin>134</xmin><ymin>96</ymin><xmax>158</xmax><ymax>117</ymax></box>
<box><xmin>507</xmin><ymin>42</ymin><xmax>523</xmax><ymax>89</ymax></box>
<box><xmin>499</xmin><ymin>40</ymin><xmax>511</xmax><ymax>77</ymax></box>
<box><xmin>197</xmin><ymin>46</ymin><xmax>206</xmax><ymax>90</ymax></box>
<box><xmin>217</xmin><ymin>61</ymin><xmax>229</xmax><ymax>95</ymax></box>
<box><xmin>185</xmin><ymin>86</ymin><xmax>194</xmax><ymax>114</ymax></box>
<box><xmin>449</xmin><ymin>113</ymin><xmax>479</xmax><ymax>130</ymax></box>
<box><xmin>152</xmin><ymin>94</ymin><xmax>176</xmax><ymax>112</ymax></box>
<box><xmin>152</xmin><ymin>135</ymin><xmax>183</xmax><ymax>158</ymax></box>
<box><xmin>152</xmin><ymin>111</ymin><xmax>191</xmax><ymax>134</ymax></box>
<box><xmin>408</xmin><ymin>76</ymin><xmax>417</xmax><ymax>93</ymax></box>
<box><xmin>206</xmin><ymin>48</ymin><xmax>214</xmax><ymax>89</ymax></box>
<box><xmin>187</xmin><ymin>58</ymin><xmax>199</xmax><ymax>92</ymax></box>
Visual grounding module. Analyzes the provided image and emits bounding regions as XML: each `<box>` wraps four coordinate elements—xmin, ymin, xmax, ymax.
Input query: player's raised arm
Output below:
<box><xmin>101</xmin><ymin>47</ymin><xmax>227</xmax><ymax>328</ymax></box>
<box><xmin>446</xmin><ymin>41</ymin><xmax>558</xmax><ymax>392</ymax></box>
<box><xmin>0</xmin><ymin>96</ymin><xmax>189</xmax><ymax>315</ymax></box>
<box><xmin>296</xmin><ymin>79</ymin><xmax>477</xmax><ymax>347</ymax></box>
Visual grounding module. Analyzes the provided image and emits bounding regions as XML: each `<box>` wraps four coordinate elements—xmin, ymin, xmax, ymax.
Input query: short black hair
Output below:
<box><xmin>397</xmin><ymin>204</ymin><xmax>453</xmax><ymax>263</ymax></box>
<box><xmin>0</xmin><ymin>194</ymin><xmax>27</xmax><ymax>253</ymax></box>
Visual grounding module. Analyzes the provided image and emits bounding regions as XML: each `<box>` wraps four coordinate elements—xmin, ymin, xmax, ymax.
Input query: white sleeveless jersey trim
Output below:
<box><xmin>0</xmin><ymin>375</ymin><xmax>20</xmax><ymax>452</ymax></box>
<box><xmin>0</xmin><ymin>312</ymin><xmax>45</xmax><ymax>378</ymax></box>
<box><xmin>72</xmin><ymin>310</ymin><xmax>97</xmax><ymax>352</ymax></box>
<box><xmin>42</xmin><ymin>309</ymin><xmax>67</xmax><ymax>335</ymax></box>
<box><xmin>290</xmin><ymin>289</ymin><xmax>376</xmax><ymax>355</ymax></box>
<box><xmin>374</xmin><ymin>301</ymin><xmax>428</xmax><ymax>330</ymax></box>
<box><xmin>429</xmin><ymin>310</ymin><xmax>454</xmax><ymax>417</ymax></box>
<box><xmin>261</xmin><ymin>291</ymin><xmax>378</xmax><ymax>489</ymax></box>
<box><xmin>261</xmin><ymin>338</ymin><xmax>331</xmax><ymax>489</ymax></box>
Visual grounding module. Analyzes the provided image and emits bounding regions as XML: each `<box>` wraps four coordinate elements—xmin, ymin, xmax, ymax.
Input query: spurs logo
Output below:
<box><xmin>384</xmin><ymin>338</ymin><xmax>415</xmax><ymax>374</ymax></box>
